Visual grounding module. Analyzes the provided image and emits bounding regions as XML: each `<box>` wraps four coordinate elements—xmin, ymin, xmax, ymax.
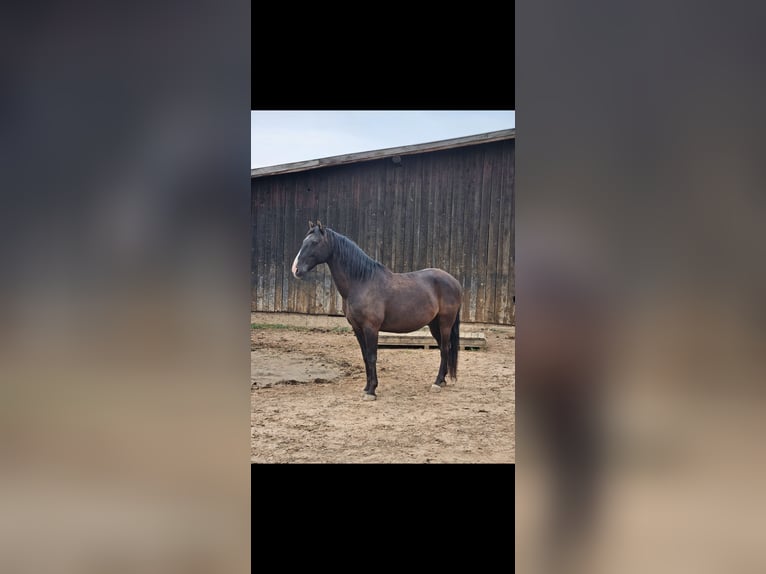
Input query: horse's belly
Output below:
<box><xmin>380</xmin><ymin>305</ymin><xmax>438</xmax><ymax>333</ymax></box>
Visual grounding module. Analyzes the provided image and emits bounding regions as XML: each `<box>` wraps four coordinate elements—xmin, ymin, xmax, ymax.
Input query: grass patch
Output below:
<box><xmin>251</xmin><ymin>322</ymin><xmax>351</xmax><ymax>333</ymax></box>
<box><xmin>328</xmin><ymin>326</ymin><xmax>352</xmax><ymax>333</ymax></box>
<box><xmin>251</xmin><ymin>323</ymin><xmax>299</xmax><ymax>330</ymax></box>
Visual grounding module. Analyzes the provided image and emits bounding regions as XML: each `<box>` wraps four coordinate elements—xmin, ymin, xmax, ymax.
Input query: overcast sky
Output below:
<box><xmin>251</xmin><ymin>110</ymin><xmax>515</xmax><ymax>169</ymax></box>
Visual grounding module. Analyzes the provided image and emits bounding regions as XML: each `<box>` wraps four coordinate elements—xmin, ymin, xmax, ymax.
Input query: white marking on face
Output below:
<box><xmin>292</xmin><ymin>246</ymin><xmax>302</xmax><ymax>278</ymax></box>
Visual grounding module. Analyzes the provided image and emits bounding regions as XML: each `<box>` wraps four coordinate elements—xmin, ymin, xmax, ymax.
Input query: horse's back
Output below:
<box><xmin>401</xmin><ymin>268</ymin><xmax>462</xmax><ymax>303</ymax></box>
<box><xmin>423</xmin><ymin>267</ymin><xmax>461</xmax><ymax>293</ymax></box>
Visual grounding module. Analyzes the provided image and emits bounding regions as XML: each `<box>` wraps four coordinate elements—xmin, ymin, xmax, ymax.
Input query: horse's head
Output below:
<box><xmin>292</xmin><ymin>220</ymin><xmax>331</xmax><ymax>279</ymax></box>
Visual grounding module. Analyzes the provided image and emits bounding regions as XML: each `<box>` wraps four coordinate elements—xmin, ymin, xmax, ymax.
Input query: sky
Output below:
<box><xmin>251</xmin><ymin>111</ymin><xmax>515</xmax><ymax>169</ymax></box>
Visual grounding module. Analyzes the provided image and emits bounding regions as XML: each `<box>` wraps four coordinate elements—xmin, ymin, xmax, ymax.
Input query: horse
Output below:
<box><xmin>291</xmin><ymin>220</ymin><xmax>462</xmax><ymax>400</ymax></box>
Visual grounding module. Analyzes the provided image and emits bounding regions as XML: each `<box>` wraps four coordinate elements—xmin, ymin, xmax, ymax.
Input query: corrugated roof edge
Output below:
<box><xmin>251</xmin><ymin>128</ymin><xmax>515</xmax><ymax>178</ymax></box>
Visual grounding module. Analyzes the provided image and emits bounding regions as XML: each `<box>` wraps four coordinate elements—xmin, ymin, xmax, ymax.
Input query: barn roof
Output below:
<box><xmin>251</xmin><ymin>128</ymin><xmax>515</xmax><ymax>178</ymax></box>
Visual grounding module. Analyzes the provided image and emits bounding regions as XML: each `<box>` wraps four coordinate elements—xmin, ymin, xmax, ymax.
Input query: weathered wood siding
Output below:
<box><xmin>251</xmin><ymin>138</ymin><xmax>515</xmax><ymax>324</ymax></box>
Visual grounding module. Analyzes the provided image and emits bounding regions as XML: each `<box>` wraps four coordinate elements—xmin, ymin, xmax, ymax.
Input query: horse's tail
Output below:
<box><xmin>448</xmin><ymin>307</ymin><xmax>460</xmax><ymax>381</ymax></box>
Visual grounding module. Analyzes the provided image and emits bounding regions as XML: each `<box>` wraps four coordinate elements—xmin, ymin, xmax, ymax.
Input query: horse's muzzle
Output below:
<box><xmin>293</xmin><ymin>265</ymin><xmax>306</xmax><ymax>279</ymax></box>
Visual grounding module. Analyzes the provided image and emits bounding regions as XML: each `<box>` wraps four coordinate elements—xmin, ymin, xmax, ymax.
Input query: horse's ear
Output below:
<box><xmin>308</xmin><ymin>220</ymin><xmax>314</xmax><ymax>230</ymax></box>
<box><xmin>317</xmin><ymin>220</ymin><xmax>325</xmax><ymax>233</ymax></box>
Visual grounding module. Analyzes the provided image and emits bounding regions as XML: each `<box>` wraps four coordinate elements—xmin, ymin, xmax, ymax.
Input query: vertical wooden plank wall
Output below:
<box><xmin>251</xmin><ymin>139</ymin><xmax>515</xmax><ymax>324</ymax></box>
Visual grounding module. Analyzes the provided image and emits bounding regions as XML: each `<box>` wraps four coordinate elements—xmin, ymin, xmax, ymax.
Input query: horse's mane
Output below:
<box><xmin>328</xmin><ymin>228</ymin><xmax>384</xmax><ymax>281</ymax></box>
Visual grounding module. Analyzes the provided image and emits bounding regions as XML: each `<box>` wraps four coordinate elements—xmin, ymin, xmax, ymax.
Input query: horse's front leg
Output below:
<box><xmin>352</xmin><ymin>326</ymin><xmax>371</xmax><ymax>393</ymax></box>
<box><xmin>362</xmin><ymin>326</ymin><xmax>380</xmax><ymax>400</ymax></box>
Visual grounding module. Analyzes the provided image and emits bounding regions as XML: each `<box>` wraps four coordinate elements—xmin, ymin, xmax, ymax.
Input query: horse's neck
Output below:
<box><xmin>325</xmin><ymin>239</ymin><xmax>385</xmax><ymax>299</ymax></box>
<box><xmin>326</xmin><ymin>252</ymin><xmax>353</xmax><ymax>299</ymax></box>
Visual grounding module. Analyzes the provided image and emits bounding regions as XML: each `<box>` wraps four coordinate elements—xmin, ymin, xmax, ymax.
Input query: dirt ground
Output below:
<box><xmin>251</xmin><ymin>313</ymin><xmax>515</xmax><ymax>463</ymax></box>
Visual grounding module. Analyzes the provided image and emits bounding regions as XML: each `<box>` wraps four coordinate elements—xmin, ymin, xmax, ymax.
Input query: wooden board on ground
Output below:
<box><xmin>379</xmin><ymin>331</ymin><xmax>487</xmax><ymax>350</ymax></box>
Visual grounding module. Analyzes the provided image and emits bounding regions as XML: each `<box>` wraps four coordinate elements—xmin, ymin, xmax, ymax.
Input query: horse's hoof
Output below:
<box><xmin>362</xmin><ymin>393</ymin><xmax>377</xmax><ymax>401</ymax></box>
<box><xmin>430</xmin><ymin>384</ymin><xmax>442</xmax><ymax>393</ymax></box>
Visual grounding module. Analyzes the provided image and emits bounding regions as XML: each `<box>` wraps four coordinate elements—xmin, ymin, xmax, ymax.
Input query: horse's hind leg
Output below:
<box><xmin>430</xmin><ymin>317</ymin><xmax>452</xmax><ymax>391</ymax></box>
<box><xmin>428</xmin><ymin>319</ymin><xmax>445</xmax><ymax>391</ymax></box>
<box><xmin>427</xmin><ymin>318</ymin><xmax>441</xmax><ymax>347</ymax></box>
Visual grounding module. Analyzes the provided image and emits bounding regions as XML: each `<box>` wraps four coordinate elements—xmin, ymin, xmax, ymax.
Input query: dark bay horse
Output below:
<box><xmin>292</xmin><ymin>220</ymin><xmax>462</xmax><ymax>400</ymax></box>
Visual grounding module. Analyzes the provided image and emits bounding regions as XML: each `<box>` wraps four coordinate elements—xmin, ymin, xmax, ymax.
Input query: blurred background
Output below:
<box><xmin>516</xmin><ymin>1</ymin><xmax>766</xmax><ymax>572</ymax></box>
<box><xmin>0</xmin><ymin>3</ymin><xmax>250</xmax><ymax>573</ymax></box>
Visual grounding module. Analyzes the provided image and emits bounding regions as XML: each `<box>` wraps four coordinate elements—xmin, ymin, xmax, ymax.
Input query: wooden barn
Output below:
<box><xmin>251</xmin><ymin>129</ymin><xmax>515</xmax><ymax>324</ymax></box>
